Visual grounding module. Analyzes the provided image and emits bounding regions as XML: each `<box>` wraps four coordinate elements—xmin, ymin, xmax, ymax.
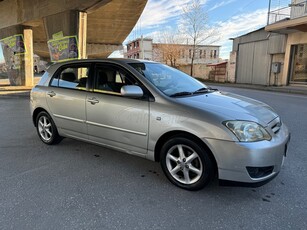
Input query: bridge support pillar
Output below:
<box><xmin>24</xmin><ymin>29</ymin><xmax>34</xmax><ymax>86</ymax></box>
<box><xmin>78</xmin><ymin>12</ymin><xmax>87</xmax><ymax>59</ymax></box>
<box><xmin>0</xmin><ymin>25</ymin><xmax>34</xmax><ymax>86</ymax></box>
<box><xmin>43</xmin><ymin>10</ymin><xmax>88</xmax><ymax>62</ymax></box>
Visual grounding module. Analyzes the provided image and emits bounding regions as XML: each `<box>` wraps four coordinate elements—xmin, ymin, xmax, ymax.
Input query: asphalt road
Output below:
<box><xmin>0</xmin><ymin>87</ymin><xmax>306</xmax><ymax>230</ymax></box>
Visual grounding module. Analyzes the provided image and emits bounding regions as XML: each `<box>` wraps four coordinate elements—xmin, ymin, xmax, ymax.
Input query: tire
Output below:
<box><xmin>36</xmin><ymin>111</ymin><xmax>62</xmax><ymax>145</ymax></box>
<box><xmin>160</xmin><ymin>136</ymin><xmax>214</xmax><ymax>191</ymax></box>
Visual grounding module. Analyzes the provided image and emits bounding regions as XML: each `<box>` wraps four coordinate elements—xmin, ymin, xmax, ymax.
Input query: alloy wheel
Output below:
<box><xmin>165</xmin><ymin>144</ymin><xmax>203</xmax><ymax>184</ymax></box>
<box><xmin>38</xmin><ymin>115</ymin><xmax>53</xmax><ymax>142</ymax></box>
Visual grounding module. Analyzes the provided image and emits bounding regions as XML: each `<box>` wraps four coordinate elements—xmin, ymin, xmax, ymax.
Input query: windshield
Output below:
<box><xmin>129</xmin><ymin>62</ymin><xmax>209</xmax><ymax>97</ymax></box>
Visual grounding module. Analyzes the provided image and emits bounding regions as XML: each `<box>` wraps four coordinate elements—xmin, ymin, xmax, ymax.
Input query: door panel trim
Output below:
<box><xmin>86</xmin><ymin>121</ymin><xmax>147</xmax><ymax>136</ymax></box>
<box><xmin>54</xmin><ymin>114</ymin><xmax>86</xmax><ymax>123</ymax></box>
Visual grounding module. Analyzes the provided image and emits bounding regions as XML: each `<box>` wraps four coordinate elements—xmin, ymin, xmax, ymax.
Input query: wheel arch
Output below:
<box><xmin>154</xmin><ymin>130</ymin><xmax>218</xmax><ymax>175</ymax></box>
<box><xmin>32</xmin><ymin>107</ymin><xmax>49</xmax><ymax>127</ymax></box>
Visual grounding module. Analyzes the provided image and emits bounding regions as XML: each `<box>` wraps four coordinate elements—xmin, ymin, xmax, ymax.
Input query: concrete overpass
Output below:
<box><xmin>0</xmin><ymin>0</ymin><xmax>147</xmax><ymax>85</ymax></box>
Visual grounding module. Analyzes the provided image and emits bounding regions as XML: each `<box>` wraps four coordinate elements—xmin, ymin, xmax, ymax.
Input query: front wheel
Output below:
<box><xmin>160</xmin><ymin>136</ymin><xmax>214</xmax><ymax>191</ymax></box>
<box><xmin>36</xmin><ymin>111</ymin><xmax>62</xmax><ymax>145</ymax></box>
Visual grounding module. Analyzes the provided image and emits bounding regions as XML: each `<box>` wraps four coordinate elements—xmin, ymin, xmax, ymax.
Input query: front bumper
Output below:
<box><xmin>205</xmin><ymin>123</ymin><xmax>290</xmax><ymax>184</ymax></box>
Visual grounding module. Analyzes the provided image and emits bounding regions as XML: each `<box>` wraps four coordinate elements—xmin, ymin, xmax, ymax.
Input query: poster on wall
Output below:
<box><xmin>47</xmin><ymin>36</ymin><xmax>79</xmax><ymax>62</ymax></box>
<box><xmin>0</xmin><ymin>34</ymin><xmax>26</xmax><ymax>71</ymax></box>
<box><xmin>0</xmin><ymin>34</ymin><xmax>26</xmax><ymax>56</ymax></box>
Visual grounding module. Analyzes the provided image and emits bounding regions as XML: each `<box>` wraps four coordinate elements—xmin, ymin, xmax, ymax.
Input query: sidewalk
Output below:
<box><xmin>0</xmin><ymin>78</ymin><xmax>36</xmax><ymax>96</ymax></box>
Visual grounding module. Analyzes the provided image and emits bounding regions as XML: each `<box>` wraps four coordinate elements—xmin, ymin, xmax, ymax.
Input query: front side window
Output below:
<box><xmin>94</xmin><ymin>65</ymin><xmax>138</xmax><ymax>95</ymax></box>
<box><xmin>50</xmin><ymin>65</ymin><xmax>90</xmax><ymax>90</ymax></box>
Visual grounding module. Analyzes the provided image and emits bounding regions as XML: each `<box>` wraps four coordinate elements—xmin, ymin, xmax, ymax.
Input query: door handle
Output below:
<box><xmin>87</xmin><ymin>97</ymin><xmax>99</xmax><ymax>105</ymax></box>
<box><xmin>47</xmin><ymin>91</ymin><xmax>56</xmax><ymax>97</ymax></box>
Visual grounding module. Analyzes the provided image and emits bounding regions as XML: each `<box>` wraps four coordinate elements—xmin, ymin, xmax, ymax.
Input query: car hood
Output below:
<box><xmin>175</xmin><ymin>91</ymin><xmax>278</xmax><ymax>125</ymax></box>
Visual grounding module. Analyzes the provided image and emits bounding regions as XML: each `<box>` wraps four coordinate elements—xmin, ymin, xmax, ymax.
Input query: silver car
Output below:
<box><xmin>30</xmin><ymin>59</ymin><xmax>290</xmax><ymax>190</ymax></box>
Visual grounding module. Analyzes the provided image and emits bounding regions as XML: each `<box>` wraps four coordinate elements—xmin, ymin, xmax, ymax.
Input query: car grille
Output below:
<box><xmin>269</xmin><ymin>117</ymin><xmax>282</xmax><ymax>134</ymax></box>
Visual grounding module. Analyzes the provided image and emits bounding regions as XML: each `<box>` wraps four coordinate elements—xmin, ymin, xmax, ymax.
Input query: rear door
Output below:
<box><xmin>46</xmin><ymin>63</ymin><xmax>92</xmax><ymax>139</ymax></box>
<box><xmin>86</xmin><ymin>63</ymin><xmax>149</xmax><ymax>156</ymax></box>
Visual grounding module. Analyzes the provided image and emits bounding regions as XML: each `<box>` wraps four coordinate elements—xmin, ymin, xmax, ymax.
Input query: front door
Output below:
<box><xmin>86</xmin><ymin>64</ymin><xmax>149</xmax><ymax>156</ymax></box>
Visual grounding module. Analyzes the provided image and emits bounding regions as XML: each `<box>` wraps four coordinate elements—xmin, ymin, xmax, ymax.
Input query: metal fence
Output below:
<box><xmin>268</xmin><ymin>0</ymin><xmax>307</xmax><ymax>24</ymax></box>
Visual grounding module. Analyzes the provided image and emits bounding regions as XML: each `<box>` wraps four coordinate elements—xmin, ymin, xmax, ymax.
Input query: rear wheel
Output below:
<box><xmin>36</xmin><ymin>111</ymin><xmax>62</xmax><ymax>145</ymax></box>
<box><xmin>160</xmin><ymin>136</ymin><xmax>214</xmax><ymax>191</ymax></box>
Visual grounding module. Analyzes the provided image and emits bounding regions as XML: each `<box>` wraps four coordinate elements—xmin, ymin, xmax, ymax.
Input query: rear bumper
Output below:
<box><xmin>205</xmin><ymin>124</ymin><xmax>290</xmax><ymax>184</ymax></box>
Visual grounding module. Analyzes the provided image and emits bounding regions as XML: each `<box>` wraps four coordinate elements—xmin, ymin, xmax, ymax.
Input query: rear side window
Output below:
<box><xmin>50</xmin><ymin>65</ymin><xmax>90</xmax><ymax>91</ymax></box>
<box><xmin>37</xmin><ymin>71</ymin><xmax>49</xmax><ymax>86</ymax></box>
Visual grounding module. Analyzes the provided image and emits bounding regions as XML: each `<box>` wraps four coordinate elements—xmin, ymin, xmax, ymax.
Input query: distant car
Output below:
<box><xmin>30</xmin><ymin>59</ymin><xmax>290</xmax><ymax>190</ymax></box>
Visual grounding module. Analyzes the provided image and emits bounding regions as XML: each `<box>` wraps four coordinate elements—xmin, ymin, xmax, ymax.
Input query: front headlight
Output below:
<box><xmin>223</xmin><ymin>121</ymin><xmax>271</xmax><ymax>142</ymax></box>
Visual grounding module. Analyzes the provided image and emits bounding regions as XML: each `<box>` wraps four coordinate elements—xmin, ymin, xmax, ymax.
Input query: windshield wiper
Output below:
<box><xmin>193</xmin><ymin>87</ymin><xmax>209</xmax><ymax>94</ymax></box>
<box><xmin>169</xmin><ymin>91</ymin><xmax>193</xmax><ymax>97</ymax></box>
<box><xmin>193</xmin><ymin>87</ymin><xmax>219</xmax><ymax>95</ymax></box>
<box><xmin>208</xmin><ymin>87</ymin><xmax>218</xmax><ymax>91</ymax></box>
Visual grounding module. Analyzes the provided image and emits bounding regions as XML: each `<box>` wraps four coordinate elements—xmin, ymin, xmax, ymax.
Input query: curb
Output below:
<box><xmin>0</xmin><ymin>91</ymin><xmax>30</xmax><ymax>98</ymax></box>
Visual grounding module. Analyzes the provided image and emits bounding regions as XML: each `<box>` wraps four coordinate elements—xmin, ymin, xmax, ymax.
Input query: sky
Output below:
<box><xmin>123</xmin><ymin>0</ymin><xmax>271</xmax><ymax>59</ymax></box>
<box><xmin>0</xmin><ymin>0</ymin><xmax>271</xmax><ymax>62</ymax></box>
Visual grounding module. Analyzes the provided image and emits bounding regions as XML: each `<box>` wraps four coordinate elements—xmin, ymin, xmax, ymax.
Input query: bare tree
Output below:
<box><xmin>181</xmin><ymin>0</ymin><xmax>219</xmax><ymax>76</ymax></box>
<box><xmin>153</xmin><ymin>30</ymin><xmax>183</xmax><ymax>67</ymax></box>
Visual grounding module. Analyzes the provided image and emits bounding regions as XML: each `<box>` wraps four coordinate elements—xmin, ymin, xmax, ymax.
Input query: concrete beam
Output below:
<box><xmin>87</xmin><ymin>43</ymin><xmax>122</xmax><ymax>58</ymax></box>
<box><xmin>1</xmin><ymin>0</ymin><xmax>147</xmax><ymax>61</ymax></box>
<box><xmin>33</xmin><ymin>42</ymin><xmax>50</xmax><ymax>58</ymax></box>
<box><xmin>0</xmin><ymin>0</ymin><xmax>104</xmax><ymax>29</ymax></box>
<box><xmin>43</xmin><ymin>11</ymin><xmax>78</xmax><ymax>40</ymax></box>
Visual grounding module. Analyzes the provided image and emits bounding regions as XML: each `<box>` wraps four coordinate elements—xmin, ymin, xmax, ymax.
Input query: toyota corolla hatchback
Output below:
<box><xmin>30</xmin><ymin>59</ymin><xmax>290</xmax><ymax>190</ymax></box>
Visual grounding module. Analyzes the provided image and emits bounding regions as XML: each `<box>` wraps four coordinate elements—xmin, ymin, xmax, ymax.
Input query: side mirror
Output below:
<box><xmin>121</xmin><ymin>85</ymin><xmax>143</xmax><ymax>98</ymax></box>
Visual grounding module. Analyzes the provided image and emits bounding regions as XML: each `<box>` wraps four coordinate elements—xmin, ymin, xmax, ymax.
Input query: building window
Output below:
<box><xmin>199</xmin><ymin>50</ymin><xmax>202</xmax><ymax>59</ymax></box>
<box><xmin>203</xmin><ymin>50</ymin><xmax>206</xmax><ymax>59</ymax></box>
<box><xmin>182</xmin><ymin>50</ymin><xmax>185</xmax><ymax>58</ymax></box>
<box><xmin>214</xmin><ymin>50</ymin><xmax>217</xmax><ymax>58</ymax></box>
<box><xmin>137</xmin><ymin>53</ymin><xmax>140</xmax><ymax>59</ymax></box>
<box><xmin>189</xmin><ymin>49</ymin><xmax>192</xmax><ymax>59</ymax></box>
<box><xmin>137</xmin><ymin>41</ymin><xmax>139</xmax><ymax>47</ymax></box>
<box><xmin>210</xmin><ymin>50</ymin><xmax>213</xmax><ymax>58</ymax></box>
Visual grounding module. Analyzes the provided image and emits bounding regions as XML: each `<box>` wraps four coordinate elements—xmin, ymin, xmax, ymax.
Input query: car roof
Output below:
<box><xmin>48</xmin><ymin>58</ymin><xmax>158</xmax><ymax>69</ymax></box>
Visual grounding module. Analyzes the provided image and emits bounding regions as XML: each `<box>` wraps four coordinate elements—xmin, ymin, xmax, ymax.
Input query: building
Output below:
<box><xmin>126</xmin><ymin>37</ymin><xmax>153</xmax><ymax>60</ymax></box>
<box><xmin>126</xmin><ymin>38</ymin><xmax>220</xmax><ymax>65</ymax></box>
<box><xmin>265</xmin><ymin>0</ymin><xmax>307</xmax><ymax>85</ymax></box>
<box><xmin>230</xmin><ymin>27</ymin><xmax>287</xmax><ymax>86</ymax></box>
<box><xmin>230</xmin><ymin>0</ymin><xmax>307</xmax><ymax>86</ymax></box>
<box><xmin>152</xmin><ymin>43</ymin><xmax>220</xmax><ymax>67</ymax></box>
<box><xmin>125</xmin><ymin>37</ymin><xmax>220</xmax><ymax>78</ymax></box>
